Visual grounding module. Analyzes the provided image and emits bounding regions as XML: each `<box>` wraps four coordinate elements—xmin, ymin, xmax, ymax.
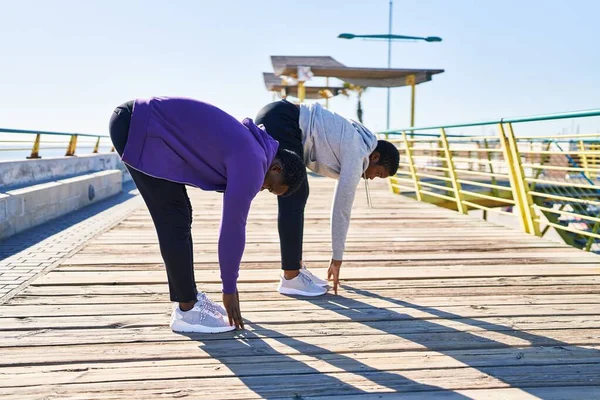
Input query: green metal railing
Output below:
<box><xmin>382</xmin><ymin>108</ymin><xmax>600</xmax><ymax>135</ymax></box>
<box><xmin>380</xmin><ymin>108</ymin><xmax>600</xmax><ymax>253</ymax></box>
<box><xmin>0</xmin><ymin>127</ymin><xmax>113</xmax><ymax>159</ymax></box>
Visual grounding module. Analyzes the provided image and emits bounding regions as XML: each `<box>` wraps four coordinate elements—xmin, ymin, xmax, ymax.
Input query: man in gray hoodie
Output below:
<box><xmin>256</xmin><ymin>99</ymin><xmax>399</xmax><ymax>296</ymax></box>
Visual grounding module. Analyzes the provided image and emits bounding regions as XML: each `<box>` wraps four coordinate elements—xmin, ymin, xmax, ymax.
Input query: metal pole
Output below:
<box><xmin>364</xmin><ymin>179</ymin><xmax>372</xmax><ymax>208</ymax></box>
<box><xmin>298</xmin><ymin>81</ymin><xmax>306</xmax><ymax>103</ymax></box>
<box><xmin>325</xmin><ymin>77</ymin><xmax>330</xmax><ymax>109</ymax></box>
<box><xmin>405</xmin><ymin>74</ymin><xmax>416</xmax><ymax>137</ymax></box>
<box><xmin>65</xmin><ymin>134</ymin><xmax>78</xmax><ymax>156</ymax></box>
<box><xmin>410</xmin><ymin>78</ymin><xmax>416</xmax><ymax>127</ymax></box>
<box><xmin>386</xmin><ymin>0</ymin><xmax>393</xmax><ymax>131</ymax></box>
<box><xmin>27</xmin><ymin>134</ymin><xmax>41</xmax><ymax>159</ymax></box>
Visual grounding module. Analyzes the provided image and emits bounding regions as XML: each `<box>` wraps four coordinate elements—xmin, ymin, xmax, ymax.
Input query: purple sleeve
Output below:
<box><xmin>218</xmin><ymin>156</ymin><xmax>263</xmax><ymax>294</ymax></box>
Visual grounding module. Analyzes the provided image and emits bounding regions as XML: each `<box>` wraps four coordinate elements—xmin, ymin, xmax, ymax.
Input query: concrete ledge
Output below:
<box><xmin>0</xmin><ymin>170</ymin><xmax>123</xmax><ymax>239</ymax></box>
<box><xmin>0</xmin><ymin>153</ymin><xmax>131</xmax><ymax>189</ymax></box>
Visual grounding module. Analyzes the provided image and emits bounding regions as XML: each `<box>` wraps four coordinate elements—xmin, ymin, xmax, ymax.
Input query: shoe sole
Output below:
<box><xmin>277</xmin><ymin>286</ymin><xmax>327</xmax><ymax>297</ymax></box>
<box><xmin>170</xmin><ymin>320</ymin><xmax>236</xmax><ymax>334</ymax></box>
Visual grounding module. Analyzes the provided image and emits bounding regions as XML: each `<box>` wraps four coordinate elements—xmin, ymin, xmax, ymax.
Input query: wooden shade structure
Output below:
<box><xmin>263</xmin><ymin>73</ymin><xmax>343</xmax><ymax>100</ymax></box>
<box><xmin>271</xmin><ymin>56</ymin><xmax>443</xmax><ymax>88</ymax></box>
<box><xmin>266</xmin><ymin>55</ymin><xmax>445</xmax><ymax>126</ymax></box>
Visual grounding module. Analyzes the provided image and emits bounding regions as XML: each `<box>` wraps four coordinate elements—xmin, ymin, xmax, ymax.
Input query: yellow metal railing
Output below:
<box><xmin>0</xmin><ymin>127</ymin><xmax>113</xmax><ymax>160</ymax></box>
<box><xmin>382</xmin><ymin>108</ymin><xmax>600</xmax><ymax>253</ymax></box>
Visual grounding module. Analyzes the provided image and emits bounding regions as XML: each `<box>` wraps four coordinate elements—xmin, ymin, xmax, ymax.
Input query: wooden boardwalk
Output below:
<box><xmin>1</xmin><ymin>176</ymin><xmax>600</xmax><ymax>399</ymax></box>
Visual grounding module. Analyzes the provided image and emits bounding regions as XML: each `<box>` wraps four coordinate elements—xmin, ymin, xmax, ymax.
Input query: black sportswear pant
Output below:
<box><xmin>109</xmin><ymin>101</ymin><xmax>198</xmax><ymax>302</ymax></box>
<box><xmin>256</xmin><ymin>100</ymin><xmax>308</xmax><ymax>271</ymax></box>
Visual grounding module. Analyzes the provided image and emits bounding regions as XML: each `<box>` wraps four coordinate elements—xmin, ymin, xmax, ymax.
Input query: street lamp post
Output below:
<box><xmin>386</xmin><ymin>0</ymin><xmax>393</xmax><ymax>132</ymax></box>
<box><xmin>338</xmin><ymin>29</ymin><xmax>441</xmax><ymax>130</ymax></box>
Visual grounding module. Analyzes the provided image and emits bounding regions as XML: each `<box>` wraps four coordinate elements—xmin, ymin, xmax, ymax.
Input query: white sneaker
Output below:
<box><xmin>278</xmin><ymin>272</ymin><xmax>327</xmax><ymax>297</ymax></box>
<box><xmin>197</xmin><ymin>291</ymin><xmax>227</xmax><ymax>315</ymax></box>
<box><xmin>300</xmin><ymin>263</ymin><xmax>328</xmax><ymax>287</ymax></box>
<box><xmin>170</xmin><ymin>300</ymin><xmax>235</xmax><ymax>334</ymax></box>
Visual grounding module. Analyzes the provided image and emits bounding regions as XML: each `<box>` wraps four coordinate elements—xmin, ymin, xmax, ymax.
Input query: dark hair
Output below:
<box><xmin>375</xmin><ymin>140</ymin><xmax>400</xmax><ymax>176</ymax></box>
<box><xmin>276</xmin><ymin>148</ymin><xmax>306</xmax><ymax>196</ymax></box>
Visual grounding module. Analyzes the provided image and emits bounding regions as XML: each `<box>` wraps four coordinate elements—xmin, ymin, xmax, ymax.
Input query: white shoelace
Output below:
<box><xmin>299</xmin><ymin>272</ymin><xmax>314</xmax><ymax>285</ymax></box>
<box><xmin>190</xmin><ymin>301</ymin><xmax>224</xmax><ymax>323</ymax></box>
<box><xmin>301</xmin><ymin>266</ymin><xmax>318</xmax><ymax>281</ymax></box>
<box><xmin>198</xmin><ymin>293</ymin><xmax>224</xmax><ymax>314</ymax></box>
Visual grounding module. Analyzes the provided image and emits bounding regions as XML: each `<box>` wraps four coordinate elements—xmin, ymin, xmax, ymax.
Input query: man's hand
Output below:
<box><xmin>327</xmin><ymin>259</ymin><xmax>343</xmax><ymax>295</ymax></box>
<box><xmin>223</xmin><ymin>292</ymin><xmax>244</xmax><ymax>330</ymax></box>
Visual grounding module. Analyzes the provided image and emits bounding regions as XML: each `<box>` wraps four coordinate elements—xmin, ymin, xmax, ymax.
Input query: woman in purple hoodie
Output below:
<box><xmin>109</xmin><ymin>97</ymin><xmax>306</xmax><ymax>334</ymax></box>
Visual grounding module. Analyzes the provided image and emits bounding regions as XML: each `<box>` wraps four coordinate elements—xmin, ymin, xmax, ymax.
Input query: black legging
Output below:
<box><xmin>109</xmin><ymin>101</ymin><xmax>198</xmax><ymax>302</ymax></box>
<box><xmin>256</xmin><ymin>100</ymin><xmax>308</xmax><ymax>271</ymax></box>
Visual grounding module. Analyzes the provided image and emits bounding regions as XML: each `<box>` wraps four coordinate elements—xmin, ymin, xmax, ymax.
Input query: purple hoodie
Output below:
<box><xmin>122</xmin><ymin>97</ymin><xmax>279</xmax><ymax>294</ymax></box>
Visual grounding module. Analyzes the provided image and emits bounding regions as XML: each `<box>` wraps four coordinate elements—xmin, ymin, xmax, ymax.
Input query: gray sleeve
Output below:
<box><xmin>330</xmin><ymin>140</ymin><xmax>363</xmax><ymax>260</ymax></box>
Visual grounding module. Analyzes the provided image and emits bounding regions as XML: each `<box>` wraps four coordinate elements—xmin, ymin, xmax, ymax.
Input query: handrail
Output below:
<box><xmin>0</xmin><ymin>127</ymin><xmax>106</xmax><ymax>139</ymax></box>
<box><xmin>380</xmin><ymin>108</ymin><xmax>600</xmax><ymax>134</ymax></box>
<box><xmin>398</xmin><ymin>132</ymin><xmax>600</xmax><ymax>143</ymax></box>
<box><xmin>0</xmin><ymin>127</ymin><xmax>112</xmax><ymax>158</ymax></box>
<box><xmin>388</xmin><ymin>114</ymin><xmax>600</xmax><ymax>254</ymax></box>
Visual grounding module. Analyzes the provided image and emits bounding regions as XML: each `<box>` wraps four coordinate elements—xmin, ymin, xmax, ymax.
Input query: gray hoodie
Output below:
<box><xmin>298</xmin><ymin>102</ymin><xmax>377</xmax><ymax>260</ymax></box>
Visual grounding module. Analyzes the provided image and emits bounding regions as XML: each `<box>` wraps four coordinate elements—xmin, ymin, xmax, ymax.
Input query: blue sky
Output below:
<box><xmin>0</xmin><ymin>0</ymin><xmax>598</xmax><ymax>136</ymax></box>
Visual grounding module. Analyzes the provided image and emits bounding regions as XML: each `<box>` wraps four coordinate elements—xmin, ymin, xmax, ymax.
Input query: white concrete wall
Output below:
<box><xmin>0</xmin><ymin>170</ymin><xmax>122</xmax><ymax>239</ymax></box>
<box><xmin>0</xmin><ymin>153</ymin><xmax>130</xmax><ymax>189</ymax></box>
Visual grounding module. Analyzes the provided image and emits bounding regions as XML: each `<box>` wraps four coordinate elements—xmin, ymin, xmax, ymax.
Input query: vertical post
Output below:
<box><xmin>402</xmin><ymin>131</ymin><xmax>422</xmax><ymax>201</ymax></box>
<box><xmin>364</xmin><ymin>180</ymin><xmax>372</xmax><ymax>208</ymax></box>
<box><xmin>27</xmin><ymin>134</ymin><xmax>42</xmax><ymax>159</ymax></box>
<box><xmin>325</xmin><ymin>77</ymin><xmax>330</xmax><ymax>109</ymax></box>
<box><xmin>386</xmin><ymin>0</ymin><xmax>393</xmax><ymax>131</ymax></box>
<box><xmin>388</xmin><ymin>141</ymin><xmax>400</xmax><ymax>194</ymax></box>
<box><xmin>65</xmin><ymin>134</ymin><xmax>78</xmax><ymax>156</ymax></box>
<box><xmin>406</xmin><ymin>74</ymin><xmax>416</xmax><ymax>131</ymax></box>
<box><xmin>592</xmin><ymin>144</ymin><xmax>600</xmax><ymax>179</ymax></box>
<box><xmin>410</xmin><ymin>79</ymin><xmax>416</xmax><ymax>128</ymax></box>
<box><xmin>483</xmin><ymin>139</ymin><xmax>499</xmax><ymax>197</ymax></box>
<box><xmin>530</xmin><ymin>140</ymin><xmax>552</xmax><ymax>192</ymax></box>
<box><xmin>579</xmin><ymin>140</ymin><xmax>590</xmax><ymax>179</ymax></box>
<box><xmin>437</xmin><ymin>138</ymin><xmax>451</xmax><ymax>190</ymax></box>
<box><xmin>440</xmin><ymin>128</ymin><xmax>466</xmax><ymax>214</ymax></box>
<box><xmin>585</xmin><ymin>222</ymin><xmax>599</xmax><ymax>252</ymax></box>
<box><xmin>297</xmin><ymin>81</ymin><xmax>306</xmax><ymax>103</ymax></box>
<box><xmin>93</xmin><ymin>137</ymin><xmax>101</xmax><ymax>153</ymax></box>
<box><xmin>498</xmin><ymin>123</ymin><xmax>528</xmax><ymax>233</ymax></box>
<box><xmin>506</xmin><ymin>123</ymin><xmax>540</xmax><ymax>235</ymax></box>
<box><xmin>498</xmin><ymin>123</ymin><xmax>539</xmax><ymax>235</ymax></box>
<box><xmin>388</xmin><ymin>168</ymin><xmax>397</xmax><ymax>193</ymax></box>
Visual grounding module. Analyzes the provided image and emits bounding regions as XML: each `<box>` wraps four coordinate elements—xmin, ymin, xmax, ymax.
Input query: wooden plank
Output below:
<box><xmin>1</xmin><ymin>364</ymin><xmax>599</xmax><ymax>399</ymax></box>
<box><xmin>2</xmin><ymin>328</ymin><xmax>600</xmax><ymax>365</ymax></box>
<box><xmin>2</xmin><ymin>317</ymin><xmax>599</xmax><ymax>347</ymax></box>
<box><xmin>2</xmin><ymin>345</ymin><xmax>598</xmax><ymax>375</ymax></box>
<box><xmin>90</xmin><ymin>235</ymin><xmax>559</xmax><ymax>244</ymax></box>
<box><xmin>70</xmin><ymin>247</ymin><xmax>586</xmax><ymax>259</ymax></box>
<box><xmin>1</xmin><ymin>346</ymin><xmax>599</xmax><ymax>389</ymax></box>
<box><xmin>2</xmin><ymin>303</ymin><xmax>600</xmax><ymax>331</ymax></box>
<box><xmin>4</xmin><ymin>294</ymin><xmax>600</xmax><ymax>318</ymax></box>
<box><xmin>56</xmin><ymin>256</ymin><xmax>599</xmax><ymax>270</ymax></box>
<box><xmin>23</xmin><ymin>275</ymin><xmax>600</xmax><ymax>295</ymax></box>
<box><xmin>62</xmin><ymin>252</ymin><xmax>600</xmax><ymax>265</ymax></box>
<box><xmin>75</xmin><ymin>241</ymin><xmax>561</xmax><ymax>254</ymax></box>
<box><xmin>33</xmin><ymin>265</ymin><xmax>600</xmax><ymax>286</ymax></box>
<box><xmin>8</xmin><ymin>292</ymin><xmax>600</xmax><ymax>307</ymax></box>
<box><xmin>11</xmin><ymin>284</ymin><xmax>600</xmax><ymax>304</ymax></box>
